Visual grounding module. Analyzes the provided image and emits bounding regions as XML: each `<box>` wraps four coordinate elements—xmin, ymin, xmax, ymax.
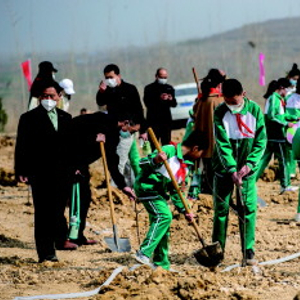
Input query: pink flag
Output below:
<box><xmin>259</xmin><ymin>53</ymin><xmax>265</xmax><ymax>86</ymax></box>
<box><xmin>20</xmin><ymin>59</ymin><xmax>32</xmax><ymax>90</ymax></box>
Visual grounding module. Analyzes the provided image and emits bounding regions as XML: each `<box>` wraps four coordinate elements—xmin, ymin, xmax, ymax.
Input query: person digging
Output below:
<box><xmin>211</xmin><ymin>79</ymin><xmax>266</xmax><ymax>266</ymax></box>
<box><xmin>133</xmin><ymin>130</ymin><xmax>208</xmax><ymax>270</ymax></box>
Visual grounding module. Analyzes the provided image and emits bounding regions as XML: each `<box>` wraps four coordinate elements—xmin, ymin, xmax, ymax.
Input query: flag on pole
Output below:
<box><xmin>20</xmin><ymin>59</ymin><xmax>32</xmax><ymax>90</ymax></box>
<box><xmin>259</xmin><ymin>53</ymin><xmax>265</xmax><ymax>86</ymax></box>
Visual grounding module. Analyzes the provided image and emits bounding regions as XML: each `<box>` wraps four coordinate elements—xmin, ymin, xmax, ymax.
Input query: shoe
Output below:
<box><xmin>134</xmin><ymin>250</ymin><xmax>151</xmax><ymax>265</ymax></box>
<box><xmin>245</xmin><ymin>258</ymin><xmax>258</xmax><ymax>266</ymax></box>
<box><xmin>280</xmin><ymin>186</ymin><xmax>299</xmax><ymax>194</ymax></box>
<box><xmin>56</xmin><ymin>240</ymin><xmax>78</xmax><ymax>250</ymax></box>
<box><xmin>38</xmin><ymin>255</ymin><xmax>59</xmax><ymax>263</ymax></box>
<box><xmin>244</xmin><ymin>249</ymin><xmax>258</xmax><ymax>266</ymax></box>
<box><xmin>71</xmin><ymin>238</ymin><xmax>98</xmax><ymax>246</ymax></box>
<box><xmin>295</xmin><ymin>213</ymin><xmax>300</xmax><ymax>222</ymax></box>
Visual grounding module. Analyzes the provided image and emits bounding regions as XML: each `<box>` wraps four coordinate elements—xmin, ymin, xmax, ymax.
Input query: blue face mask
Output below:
<box><xmin>290</xmin><ymin>79</ymin><xmax>297</xmax><ymax>86</ymax></box>
<box><xmin>119</xmin><ymin>130</ymin><xmax>131</xmax><ymax>138</ymax></box>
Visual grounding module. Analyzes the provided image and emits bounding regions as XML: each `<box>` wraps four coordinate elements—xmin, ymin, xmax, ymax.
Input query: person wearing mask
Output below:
<box><xmin>69</xmin><ymin>112</ymin><xmax>137</xmax><ymax>246</ymax></box>
<box><xmin>58</xmin><ymin>78</ymin><xmax>75</xmax><ymax>112</ymax></box>
<box><xmin>286</xmin><ymin>63</ymin><xmax>300</xmax><ymax>96</ymax></box>
<box><xmin>15</xmin><ymin>81</ymin><xmax>77</xmax><ymax>263</ymax></box>
<box><xmin>256</xmin><ymin>78</ymin><xmax>299</xmax><ymax>194</ymax></box>
<box><xmin>193</xmin><ymin>68</ymin><xmax>226</xmax><ymax>194</ymax></box>
<box><xmin>285</xmin><ymin>64</ymin><xmax>300</xmax><ymax>178</ymax></box>
<box><xmin>143</xmin><ymin>68</ymin><xmax>177</xmax><ymax>150</ymax></box>
<box><xmin>96</xmin><ymin>64</ymin><xmax>147</xmax><ymax>187</ymax></box>
<box><xmin>212</xmin><ymin>79</ymin><xmax>266</xmax><ymax>265</ymax></box>
<box><xmin>29</xmin><ymin>61</ymin><xmax>58</xmax><ymax>110</ymax></box>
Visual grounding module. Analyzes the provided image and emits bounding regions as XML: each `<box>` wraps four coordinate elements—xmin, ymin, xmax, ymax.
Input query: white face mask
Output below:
<box><xmin>41</xmin><ymin>99</ymin><xmax>57</xmax><ymax>111</ymax></box>
<box><xmin>157</xmin><ymin>78</ymin><xmax>167</xmax><ymax>85</ymax></box>
<box><xmin>226</xmin><ymin>100</ymin><xmax>244</xmax><ymax>113</ymax></box>
<box><xmin>105</xmin><ymin>78</ymin><xmax>118</xmax><ymax>88</ymax></box>
<box><xmin>52</xmin><ymin>73</ymin><xmax>56</xmax><ymax>80</ymax></box>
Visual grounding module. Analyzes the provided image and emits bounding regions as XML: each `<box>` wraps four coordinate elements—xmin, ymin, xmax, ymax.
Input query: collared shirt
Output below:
<box><xmin>48</xmin><ymin>108</ymin><xmax>58</xmax><ymax>131</ymax></box>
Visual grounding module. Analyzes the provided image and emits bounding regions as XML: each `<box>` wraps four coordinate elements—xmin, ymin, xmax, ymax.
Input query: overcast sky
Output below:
<box><xmin>1</xmin><ymin>0</ymin><xmax>300</xmax><ymax>57</ymax></box>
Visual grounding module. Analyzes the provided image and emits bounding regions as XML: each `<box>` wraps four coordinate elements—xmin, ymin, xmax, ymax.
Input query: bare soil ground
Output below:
<box><xmin>1</xmin><ymin>131</ymin><xmax>300</xmax><ymax>300</ymax></box>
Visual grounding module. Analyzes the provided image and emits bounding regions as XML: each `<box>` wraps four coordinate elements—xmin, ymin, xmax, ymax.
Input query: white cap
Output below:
<box><xmin>59</xmin><ymin>78</ymin><xmax>75</xmax><ymax>95</ymax></box>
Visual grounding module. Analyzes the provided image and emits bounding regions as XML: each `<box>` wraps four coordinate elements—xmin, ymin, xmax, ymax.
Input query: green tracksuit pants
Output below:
<box><xmin>140</xmin><ymin>199</ymin><xmax>172</xmax><ymax>270</ymax></box>
<box><xmin>287</xmin><ymin>143</ymin><xmax>297</xmax><ymax>176</ymax></box>
<box><xmin>256</xmin><ymin>140</ymin><xmax>290</xmax><ymax>188</ymax></box>
<box><xmin>212</xmin><ymin>172</ymin><xmax>257</xmax><ymax>254</ymax></box>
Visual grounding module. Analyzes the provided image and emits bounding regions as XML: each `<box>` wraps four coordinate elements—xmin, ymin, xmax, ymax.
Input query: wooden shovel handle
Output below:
<box><xmin>192</xmin><ymin>67</ymin><xmax>201</xmax><ymax>96</ymax></box>
<box><xmin>147</xmin><ymin>127</ymin><xmax>206</xmax><ymax>247</ymax></box>
<box><xmin>100</xmin><ymin>141</ymin><xmax>116</xmax><ymax>226</ymax></box>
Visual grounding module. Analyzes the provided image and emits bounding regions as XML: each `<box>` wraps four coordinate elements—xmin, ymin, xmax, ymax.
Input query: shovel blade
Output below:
<box><xmin>194</xmin><ymin>241</ymin><xmax>223</xmax><ymax>268</ymax></box>
<box><xmin>104</xmin><ymin>236</ymin><xmax>131</xmax><ymax>253</ymax></box>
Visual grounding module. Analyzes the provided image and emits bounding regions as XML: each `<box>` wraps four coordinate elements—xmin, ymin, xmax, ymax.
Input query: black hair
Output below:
<box><xmin>201</xmin><ymin>69</ymin><xmax>226</xmax><ymax>101</ymax></box>
<box><xmin>222</xmin><ymin>79</ymin><xmax>243</xmax><ymax>98</ymax></box>
<box><xmin>263</xmin><ymin>78</ymin><xmax>290</xmax><ymax>99</ymax></box>
<box><xmin>182</xmin><ymin>129</ymin><xmax>208</xmax><ymax>150</ymax></box>
<box><xmin>155</xmin><ymin>67</ymin><xmax>167</xmax><ymax>76</ymax></box>
<box><xmin>80</xmin><ymin>108</ymin><xmax>87</xmax><ymax>113</ymax></box>
<box><xmin>263</xmin><ymin>80</ymin><xmax>277</xmax><ymax>99</ymax></box>
<box><xmin>37</xmin><ymin>80</ymin><xmax>63</xmax><ymax>96</ymax></box>
<box><xmin>103</xmin><ymin>64</ymin><xmax>120</xmax><ymax>75</ymax></box>
<box><xmin>287</xmin><ymin>63</ymin><xmax>300</xmax><ymax>78</ymax></box>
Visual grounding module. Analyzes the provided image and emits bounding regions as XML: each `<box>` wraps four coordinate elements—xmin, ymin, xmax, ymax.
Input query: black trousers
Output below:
<box><xmin>149</xmin><ymin>123</ymin><xmax>172</xmax><ymax>151</ymax></box>
<box><xmin>30</xmin><ymin>174</ymin><xmax>70</xmax><ymax>260</ymax></box>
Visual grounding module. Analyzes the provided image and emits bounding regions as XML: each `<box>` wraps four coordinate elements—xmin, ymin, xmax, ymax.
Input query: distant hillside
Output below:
<box><xmin>1</xmin><ymin>16</ymin><xmax>300</xmax><ymax>132</ymax></box>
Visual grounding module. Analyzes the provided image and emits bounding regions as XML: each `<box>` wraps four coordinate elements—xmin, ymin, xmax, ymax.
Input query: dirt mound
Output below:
<box><xmin>90</xmin><ymin>265</ymin><xmax>259</xmax><ymax>300</ymax></box>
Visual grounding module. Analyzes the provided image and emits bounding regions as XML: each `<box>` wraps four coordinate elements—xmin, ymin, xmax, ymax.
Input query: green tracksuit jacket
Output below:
<box><xmin>134</xmin><ymin>143</ymin><xmax>193</xmax><ymax>269</ymax></box>
<box><xmin>134</xmin><ymin>143</ymin><xmax>193</xmax><ymax>210</ymax></box>
<box><xmin>264</xmin><ymin>92</ymin><xmax>297</xmax><ymax>141</ymax></box>
<box><xmin>257</xmin><ymin>92</ymin><xmax>298</xmax><ymax>188</ymax></box>
<box><xmin>212</xmin><ymin>97</ymin><xmax>266</xmax><ymax>254</ymax></box>
<box><xmin>286</xmin><ymin>93</ymin><xmax>300</xmax><ymax>175</ymax></box>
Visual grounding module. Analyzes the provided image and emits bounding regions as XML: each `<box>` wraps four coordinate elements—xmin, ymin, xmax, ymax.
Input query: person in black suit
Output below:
<box><xmin>143</xmin><ymin>68</ymin><xmax>177</xmax><ymax>150</ymax></box>
<box><xmin>69</xmin><ymin>112</ymin><xmax>137</xmax><ymax>246</ymax></box>
<box><xmin>15</xmin><ymin>80</ymin><xmax>77</xmax><ymax>263</ymax></box>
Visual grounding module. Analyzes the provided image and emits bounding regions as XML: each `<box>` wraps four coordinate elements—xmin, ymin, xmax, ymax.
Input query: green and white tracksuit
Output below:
<box><xmin>256</xmin><ymin>92</ymin><xmax>298</xmax><ymax>188</ymax></box>
<box><xmin>212</xmin><ymin>98</ymin><xmax>266</xmax><ymax>254</ymax></box>
<box><xmin>134</xmin><ymin>143</ymin><xmax>192</xmax><ymax>270</ymax></box>
<box><xmin>286</xmin><ymin>93</ymin><xmax>300</xmax><ymax>213</ymax></box>
<box><xmin>286</xmin><ymin>93</ymin><xmax>300</xmax><ymax>176</ymax></box>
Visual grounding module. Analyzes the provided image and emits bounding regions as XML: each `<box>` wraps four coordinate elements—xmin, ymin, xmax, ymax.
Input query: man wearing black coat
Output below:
<box><xmin>96</xmin><ymin>64</ymin><xmax>147</xmax><ymax>186</ymax></box>
<box><xmin>69</xmin><ymin>112</ymin><xmax>137</xmax><ymax>245</ymax></box>
<box><xmin>143</xmin><ymin>68</ymin><xmax>177</xmax><ymax>150</ymax></box>
<box><xmin>15</xmin><ymin>81</ymin><xmax>77</xmax><ymax>263</ymax></box>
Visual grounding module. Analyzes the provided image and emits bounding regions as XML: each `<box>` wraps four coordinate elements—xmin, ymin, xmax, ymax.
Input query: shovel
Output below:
<box><xmin>100</xmin><ymin>141</ymin><xmax>131</xmax><ymax>253</ymax></box>
<box><xmin>148</xmin><ymin>128</ymin><xmax>223</xmax><ymax>268</ymax></box>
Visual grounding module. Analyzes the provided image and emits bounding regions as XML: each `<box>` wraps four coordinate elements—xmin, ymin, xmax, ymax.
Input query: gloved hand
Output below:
<box><xmin>184</xmin><ymin>212</ymin><xmax>195</xmax><ymax>222</ymax></box>
<box><xmin>232</xmin><ymin>171</ymin><xmax>242</xmax><ymax>186</ymax></box>
<box><xmin>238</xmin><ymin>165</ymin><xmax>251</xmax><ymax>178</ymax></box>
<box><xmin>122</xmin><ymin>186</ymin><xmax>136</xmax><ymax>201</ymax></box>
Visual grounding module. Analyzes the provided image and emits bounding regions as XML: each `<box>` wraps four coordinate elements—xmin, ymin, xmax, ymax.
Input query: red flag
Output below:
<box><xmin>20</xmin><ymin>59</ymin><xmax>32</xmax><ymax>90</ymax></box>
